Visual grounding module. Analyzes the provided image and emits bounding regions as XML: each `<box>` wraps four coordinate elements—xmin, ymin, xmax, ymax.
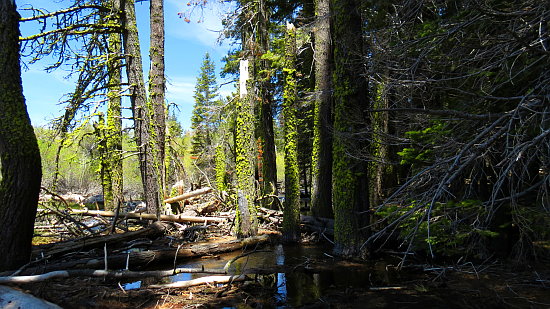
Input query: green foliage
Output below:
<box><xmin>35</xmin><ymin>126</ymin><xmax>142</xmax><ymax>195</ymax></box>
<box><xmin>376</xmin><ymin>200</ymin><xmax>499</xmax><ymax>256</ymax></box>
<box><xmin>397</xmin><ymin>121</ymin><xmax>450</xmax><ymax>165</ymax></box>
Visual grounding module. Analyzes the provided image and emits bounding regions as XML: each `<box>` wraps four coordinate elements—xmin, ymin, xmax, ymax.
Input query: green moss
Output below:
<box><xmin>282</xmin><ymin>24</ymin><xmax>300</xmax><ymax>242</ymax></box>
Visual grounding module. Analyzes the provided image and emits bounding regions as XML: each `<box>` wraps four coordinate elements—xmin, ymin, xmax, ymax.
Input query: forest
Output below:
<box><xmin>0</xmin><ymin>0</ymin><xmax>549</xmax><ymax>308</ymax></box>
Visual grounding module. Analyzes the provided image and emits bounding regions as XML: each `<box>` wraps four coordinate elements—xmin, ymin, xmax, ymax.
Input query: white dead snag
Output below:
<box><xmin>162</xmin><ymin>187</ymin><xmax>212</xmax><ymax>204</ymax></box>
<box><xmin>239</xmin><ymin>59</ymin><xmax>249</xmax><ymax>98</ymax></box>
<box><xmin>148</xmin><ymin>274</ymin><xmax>247</xmax><ymax>289</ymax></box>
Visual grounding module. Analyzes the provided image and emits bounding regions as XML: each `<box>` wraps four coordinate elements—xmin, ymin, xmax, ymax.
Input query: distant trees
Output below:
<box><xmin>18</xmin><ymin>0</ymin><xmax>169</xmax><ymax>218</ymax></box>
<box><xmin>0</xmin><ymin>0</ymin><xmax>42</xmax><ymax>270</ymax></box>
<box><xmin>191</xmin><ymin>52</ymin><xmax>220</xmax><ymax>175</ymax></box>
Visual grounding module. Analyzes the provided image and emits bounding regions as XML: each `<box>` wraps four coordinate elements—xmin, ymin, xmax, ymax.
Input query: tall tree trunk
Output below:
<box><xmin>331</xmin><ymin>0</ymin><xmax>370</xmax><ymax>258</ymax></box>
<box><xmin>311</xmin><ymin>0</ymin><xmax>334</xmax><ymax>219</ymax></box>
<box><xmin>369</xmin><ymin>81</ymin><xmax>391</xmax><ymax>208</ymax></box>
<box><xmin>149</xmin><ymin>0</ymin><xmax>166</xmax><ymax>200</ymax></box>
<box><xmin>121</xmin><ymin>0</ymin><xmax>161</xmax><ymax>217</ymax></box>
<box><xmin>282</xmin><ymin>23</ymin><xmax>300</xmax><ymax>242</ymax></box>
<box><xmin>255</xmin><ymin>0</ymin><xmax>277</xmax><ymax>209</ymax></box>
<box><xmin>235</xmin><ymin>58</ymin><xmax>258</xmax><ymax>237</ymax></box>
<box><xmin>106</xmin><ymin>0</ymin><xmax>124</xmax><ymax>212</ymax></box>
<box><xmin>0</xmin><ymin>0</ymin><xmax>42</xmax><ymax>270</ymax></box>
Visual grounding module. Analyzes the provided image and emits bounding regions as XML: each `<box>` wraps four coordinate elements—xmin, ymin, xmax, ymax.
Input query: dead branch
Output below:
<box><xmin>0</xmin><ymin>268</ymin><xmax>226</xmax><ymax>284</ymax></box>
<box><xmin>148</xmin><ymin>274</ymin><xmax>247</xmax><ymax>289</ymax></box>
<box><xmin>163</xmin><ymin>187</ymin><xmax>212</xmax><ymax>204</ymax></box>
<box><xmin>60</xmin><ymin>209</ymin><xmax>227</xmax><ymax>224</ymax></box>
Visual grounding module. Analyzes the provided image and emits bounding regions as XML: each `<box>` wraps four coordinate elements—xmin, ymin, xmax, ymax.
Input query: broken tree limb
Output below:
<box><xmin>163</xmin><ymin>187</ymin><xmax>212</xmax><ymax>204</ymax></box>
<box><xmin>148</xmin><ymin>274</ymin><xmax>247</xmax><ymax>289</ymax></box>
<box><xmin>68</xmin><ymin>209</ymin><xmax>226</xmax><ymax>224</ymax></box>
<box><xmin>17</xmin><ymin>234</ymin><xmax>271</xmax><ymax>275</ymax></box>
<box><xmin>0</xmin><ymin>268</ymin><xmax>227</xmax><ymax>284</ymax></box>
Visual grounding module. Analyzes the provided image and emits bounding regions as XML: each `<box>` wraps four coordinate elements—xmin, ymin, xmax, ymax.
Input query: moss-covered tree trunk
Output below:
<box><xmin>311</xmin><ymin>0</ymin><xmax>334</xmax><ymax>219</ymax></box>
<box><xmin>331</xmin><ymin>0</ymin><xmax>370</xmax><ymax>258</ymax></box>
<box><xmin>282</xmin><ymin>23</ymin><xmax>301</xmax><ymax>242</ymax></box>
<box><xmin>121</xmin><ymin>0</ymin><xmax>161</xmax><ymax>218</ymax></box>
<box><xmin>214</xmin><ymin>144</ymin><xmax>228</xmax><ymax>193</ymax></box>
<box><xmin>0</xmin><ymin>0</ymin><xmax>42</xmax><ymax>270</ymax></box>
<box><xmin>369</xmin><ymin>80</ymin><xmax>396</xmax><ymax>209</ymax></box>
<box><xmin>235</xmin><ymin>59</ymin><xmax>258</xmax><ymax>237</ymax></box>
<box><xmin>102</xmin><ymin>0</ymin><xmax>124</xmax><ymax>211</ymax></box>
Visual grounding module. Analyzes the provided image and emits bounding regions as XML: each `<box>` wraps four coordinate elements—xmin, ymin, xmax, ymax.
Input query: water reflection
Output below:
<box><xmin>123</xmin><ymin>243</ymin><xmax>397</xmax><ymax>308</ymax></box>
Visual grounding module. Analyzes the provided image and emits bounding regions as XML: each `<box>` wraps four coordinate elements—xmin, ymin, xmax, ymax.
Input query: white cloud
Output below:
<box><xmin>165</xmin><ymin>75</ymin><xmax>195</xmax><ymax>105</ymax></box>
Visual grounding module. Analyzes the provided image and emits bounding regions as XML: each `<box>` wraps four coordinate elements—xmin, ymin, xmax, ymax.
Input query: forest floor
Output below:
<box><xmin>12</xmin><ymin>247</ymin><xmax>550</xmax><ymax>308</ymax></box>
<box><xmin>12</xmin><ymin>230</ymin><xmax>550</xmax><ymax>309</ymax></box>
<box><xmin>3</xmin><ymin>191</ymin><xmax>549</xmax><ymax>308</ymax></box>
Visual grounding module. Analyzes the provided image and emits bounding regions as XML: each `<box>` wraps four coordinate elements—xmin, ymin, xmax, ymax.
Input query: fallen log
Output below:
<box><xmin>0</xmin><ymin>286</ymin><xmax>62</xmax><ymax>309</ymax></box>
<box><xmin>163</xmin><ymin>187</ymin><xmax>212</xmax><ymax>204</ymax></box>
<box><xmin>148</xmin><ymin>274</ymin><xmax>247</xmax><ymax>289</ymax></box>
<box><xmin>33</xmin><ymin>221</ymin><xmax>166</xmax><ymax>259</ymax></box>
<box><xmin>17</xmin><ymin>234</ymin><xmax>270</xmax><ymax>275</ymax></box>
<box><xmin>69</xmin><ymin>209</ymin><xmax>226</xmax><ymax>224</ymax></box>
<box><xmin>300</xmin><ymin>215</ymin><xmax>334</xmax><ymax>236</ymax></box>
<box><xmin>0</xmin><ymin>267</ymin><xmax>226</xmax><ymax>284</ymax></box>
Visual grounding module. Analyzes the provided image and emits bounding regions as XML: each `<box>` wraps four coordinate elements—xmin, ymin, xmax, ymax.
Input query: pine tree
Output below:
<box><xmin>191</xmin><ymin>52</ymin><xmax>219</xmax><ymax>157</ymax></box>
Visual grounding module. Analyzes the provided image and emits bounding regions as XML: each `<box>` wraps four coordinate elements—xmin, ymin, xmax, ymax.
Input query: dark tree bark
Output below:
<box><xmin>121</xmin><ymin>0</ymin><xmax>162</xmax><ymax>217</ymax></box>
<box><xmin>331</xmin><ymin>0</ymin><xmax>370</xmax><ymax>258</ymax></box>
<box><xmin>255</xmin><ymin>0</ymin><xmax>278</xmax><ymax>210</ymax></box>
<box><xmin>311</xmin><ymin>0</ymin><xmax>334</xmax><ymax>219</ymax></box>
<box><xmin>149</xmin><ymin>0</ymin><xmax>166</xmax><ymax>199</ymax></box>
<box><xmin>0</xmin><ymin>0</ymin><xmax>43</xmax><ymax>271</ymax></box>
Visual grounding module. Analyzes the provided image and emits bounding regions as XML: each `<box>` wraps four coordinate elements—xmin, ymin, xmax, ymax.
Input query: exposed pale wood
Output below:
<box><xmin>68</xmin><ymin>209</ymin><xmax>226</xmax><ymax>223</ymax></box>
<box><xmin>0</xmin><ymin>268</ymin><xmax>226</xmax><ymax>284</ymax></box>
<box><xmin>0</xmin><ymin>286</ymin><xmax>62</xmax><ymax>309</ymax></box>
<box><xmin>148</xmin><ymin>274</ymin><xmax>247</xmax><ymax>289</ymax></box>
<box><xmin>162</xmin><ymin>187</ymin><xmax>212</xmax><ymax>204</ymax></box>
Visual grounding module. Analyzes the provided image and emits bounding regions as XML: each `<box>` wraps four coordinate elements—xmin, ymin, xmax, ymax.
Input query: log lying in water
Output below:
<box><xmin>19</xmin><ymin>234</ymin><xmax>270</xmax><ymax>275</ymax></box>
<box><xmin>69</xmin><ymin>209</ymin><xmax>227</xmax><ymax>224</ymax></box>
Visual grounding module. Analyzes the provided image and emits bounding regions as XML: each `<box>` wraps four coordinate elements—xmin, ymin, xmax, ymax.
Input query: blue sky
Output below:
<box><xmin>18</xmin><ymin>0</ymin><xmax>235</xmax><ymax>130</ymax></box>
